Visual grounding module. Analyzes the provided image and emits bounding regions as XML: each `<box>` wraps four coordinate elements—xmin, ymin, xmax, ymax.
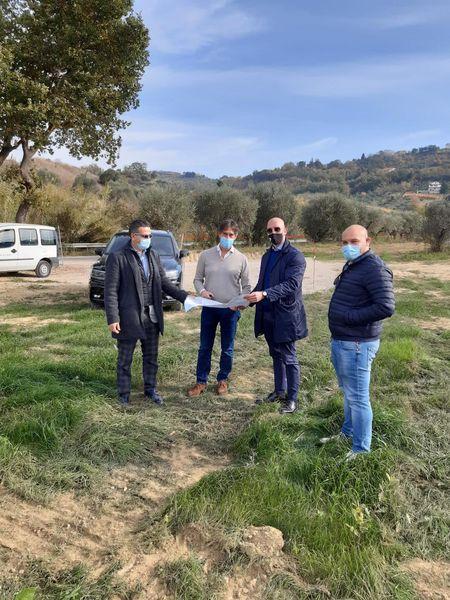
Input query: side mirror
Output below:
<box><xmin>95</xmin><ymin>247</ymin><xmax>105</xmax><ymax>256</ymax></box>
<box><xmin>179</xmin><ymin>249</ymin><xmax>190</xmax><ymax>259</ymax></box>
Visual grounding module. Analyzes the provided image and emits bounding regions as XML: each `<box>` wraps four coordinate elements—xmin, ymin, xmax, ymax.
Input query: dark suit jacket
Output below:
<box><xmin>253</xmin><ymin>241</ymin><xmax>308</xmax><ymax>344</ymax></box>
<box><xmin>104</xmin><ymin>242</ymin><xmax>188</xmax><ymax>340</ymax></box>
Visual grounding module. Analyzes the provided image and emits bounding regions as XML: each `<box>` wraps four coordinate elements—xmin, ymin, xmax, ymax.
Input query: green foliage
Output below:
<box><xmin>139</xmin><ymin>185</ymin><xmax>194</xmax><ymax>238</ymax></box>
<box><xmin>422</xmin><ymin>199</ymin><xmax>450</xmax><ymax>252</ymax></box>
<box><xmin>194</xmin><ymin>187</ymin><xmax>258</xmax><ymax>244</ymax></box>
<box><xmin>28</xmin><ymin>184</ymin><xmax>120</xmax><ymax>242</ymax></box>
<box><xmin>1</xmin><ymin>0</ymin><xmax>149</xmax><ymax>220</ymax></box>
<box><xmin>301</xmin><ymin>193</ymin><xmax>357</xmax><ymax>241</ymax></box>
<box><xmin>250</xmin><ymin>182</ymin><xmax>300</xmax><ymax>244</ymax></box>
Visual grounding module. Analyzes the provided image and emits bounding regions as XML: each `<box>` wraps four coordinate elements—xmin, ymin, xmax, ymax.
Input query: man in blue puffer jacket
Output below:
<box><xmin>323</xmin><ymin>224</ymin><xmax>395</xmax><ymax>460</ymax></box>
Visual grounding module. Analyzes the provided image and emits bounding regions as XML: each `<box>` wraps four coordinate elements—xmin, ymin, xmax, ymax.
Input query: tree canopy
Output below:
<box><xmin>0</xmin><ymin>0</ymin><xmax>149</xmax><ymax>220</ymax></box>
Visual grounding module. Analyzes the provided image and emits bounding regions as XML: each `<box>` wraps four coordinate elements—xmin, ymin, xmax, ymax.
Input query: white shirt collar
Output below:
<box><xmin>216</xmin><ymin>243</ymin><xmax>235</xmax><ymax>258</ymax></box>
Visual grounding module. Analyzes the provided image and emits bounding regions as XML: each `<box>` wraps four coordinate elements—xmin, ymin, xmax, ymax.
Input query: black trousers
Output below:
<box><xmin>262</xmin><ymin>310</ymin><xmax>300</xmax><ymax>402</ymax></box>
<box><xmin>116</xmin><ymin>313</ymin><xmax>159</xmax><ymax>396</ymax></box>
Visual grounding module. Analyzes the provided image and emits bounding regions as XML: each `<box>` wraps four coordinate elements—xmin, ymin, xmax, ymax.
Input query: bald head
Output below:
<box><xmin>342</xmin><ymin>224</ymin><xmax>371</xmax><ymax>254</ymax></box>
<box><xmin>266</xmin><ymin>217</ymin><xmax>287</xmax><ymax>247</ymax></box>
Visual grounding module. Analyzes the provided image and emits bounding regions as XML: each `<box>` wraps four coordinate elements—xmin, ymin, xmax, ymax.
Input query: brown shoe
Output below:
<box><xmin>187</xmin><ymin>383</ymin><xmax>207</xmax><ymax>397</ymax></box>
<box><xmin>216</xmin><ymin>380</ymin><xmax>228</xmax><ymax>395</ymax></box>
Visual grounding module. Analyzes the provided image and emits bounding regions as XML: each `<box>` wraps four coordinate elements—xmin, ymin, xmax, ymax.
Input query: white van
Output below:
<box><xmin>0</xmin><ymin>223</ymin><xmax>61</xmax><ymax>278</ymax></box>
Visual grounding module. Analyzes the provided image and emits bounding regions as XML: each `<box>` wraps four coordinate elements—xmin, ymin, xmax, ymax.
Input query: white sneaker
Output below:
<box><xmin>345</xmin><ymin>450</ymin><xmax>366</xmax><ymax>462</ymax></box>
<box><xmin>319</xmin><ymin>432</ymin><xmax>351</xmax><ymax>445</ymax></box>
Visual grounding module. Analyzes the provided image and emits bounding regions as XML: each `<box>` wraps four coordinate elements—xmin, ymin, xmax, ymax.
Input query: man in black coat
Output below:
<box><xmin>104</xmin><ymin>219</ymin><xmax>191</xmax><ymax>405</ymax></box>
<box><xmin>324</xmin><ymin>224</ymin><xmax>395</xmax><ymax>460</ymax></box>
<box><xmin>245</xmin><ymin>217</ymin><xmax>308</xmax><ymax>414</ymax></box>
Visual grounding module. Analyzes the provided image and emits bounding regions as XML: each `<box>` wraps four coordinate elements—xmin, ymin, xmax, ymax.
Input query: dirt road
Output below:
<box><xmin>1</xmin><ymin>255</ymin><xmax>448</xmax><ymax>308</ymax></box>
<box><xmin>0</xmin><ymin>256</ymin><xmax>343</xmax><ymax>307</ymax></box>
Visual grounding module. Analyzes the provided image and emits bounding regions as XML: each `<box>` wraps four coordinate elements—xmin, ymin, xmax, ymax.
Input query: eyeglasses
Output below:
<box><xmin>134</xmin><ymin>233</ymin><xmax>152</xmax><ymax>239</ymax></box>
<box><xmin>267</xmin><ymin>227</ymin><xmax>282</xmax><ymax>234</ymax></box>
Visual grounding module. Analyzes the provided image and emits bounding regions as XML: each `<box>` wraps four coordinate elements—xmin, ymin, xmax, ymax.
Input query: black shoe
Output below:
<box><xmin>146</xmin><ymin>391</ymin><xmax>164</xmax><ymax>406</ymax></box>
<box><xmin>118</xmin><ymin>394</ymin><xmax>130</xmax><ymax>405</ymax></box>
<box><xmin>255</xmin><ymin>391</ymin><xmax>287</xmax><ymax>405</ymax></box>
<box><xmin>279</xmin><ymin>400</ymin><xmax>298</xmax><ymax>414</ymax></box>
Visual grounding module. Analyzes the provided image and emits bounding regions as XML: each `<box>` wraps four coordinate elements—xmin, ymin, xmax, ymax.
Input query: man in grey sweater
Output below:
<box><xmin>188</xmin><ymin>219</ymin><xmax>251</xmax><ymax>397</ymax></box>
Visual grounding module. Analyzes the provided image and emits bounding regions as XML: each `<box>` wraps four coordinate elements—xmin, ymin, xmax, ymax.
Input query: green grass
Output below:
<box><xmin>158</xmin><ymin>277</ymin><xmax>449</xmax><ymax>599</ymax></box>
<box><xmin>159</xmin><ymin>555</ymin><xmax>222</xmax><ymax>600</ymax></box>
<box><xmin>0</xmin><ymin>300</ymin><xmax>251</xmax><ymax>501</ymax></box>
<box><xmin>1</xmin><ymin>277</ymin><xmax>449</xmax><ymax>598</ymax></box>
<box><xmin>1</xmin><ymin>561</ymin><xmax>138</xmax><ymax>600</ymax></box>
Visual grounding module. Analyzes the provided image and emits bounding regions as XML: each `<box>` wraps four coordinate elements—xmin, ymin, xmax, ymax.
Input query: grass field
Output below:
<box><xmin>0</xmin><ymin>273</ymin><xmax>448</xmax><ymax>598</ymax></box>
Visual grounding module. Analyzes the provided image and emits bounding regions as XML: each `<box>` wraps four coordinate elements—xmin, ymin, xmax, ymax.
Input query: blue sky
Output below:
<box><xmin>53</xmin><ymin>0</ymin><xmax>450</xmax><ymax>177</ymax></box>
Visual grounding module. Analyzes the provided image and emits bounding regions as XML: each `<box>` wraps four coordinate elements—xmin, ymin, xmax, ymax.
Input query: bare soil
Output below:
<box><xmin>0</xmin><ymin>444</ymin><xmax>226</xmax><ymax>598</ymax></box>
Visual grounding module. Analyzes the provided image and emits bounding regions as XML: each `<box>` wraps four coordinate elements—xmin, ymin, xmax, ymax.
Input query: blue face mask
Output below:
<box><xmin>137</xmin><ymin>238</ymin><xmax>151</xmax><ymax>251</ymax></box>
<box><xmin>220</xmin><ymin>236</ymin><xmax>234</xmax><ymax>250</ymax></box>
<box><xmin>342</xmin><ymin>244</ymin><xmax>361</xmax><ymax>262</ymax></box>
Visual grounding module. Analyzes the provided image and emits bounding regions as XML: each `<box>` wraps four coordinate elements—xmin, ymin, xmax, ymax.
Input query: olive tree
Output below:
<box><xmin>301</xmin><ymin>193</ymin><xmax>357</xmax><ymax>242</ymax></box>
<box><xmin>422</xmin><ymin>200</ymin><xmax>450</xmax><ymax>252</ymax></box>
<box><xmin>0</xmin><ymin>0</ymin><xmax>149</xmax><ymax>221</ymax></box>
<box><xmin>250</xmin><ymin>182</ymin><xmax>300</xmax><ymax>244</ymax></box>
<box><xmin>194</xmin><ymin>187</ymin><xmax>257</xmax><ymax>245</ymax></box>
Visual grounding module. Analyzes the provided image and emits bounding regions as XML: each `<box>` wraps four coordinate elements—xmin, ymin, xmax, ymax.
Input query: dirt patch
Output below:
<box><xmin>0</xmin><ymin>443</ymin><xmax>226</xmax><ymax>597</ymax></box>
<box><xmin>402</xmin><ymin>559</ymin><xmax>450</xmax><ymax>600</ymax></box>
<box><xmin>1</xmin><ymin>315</ymin><xmax>74</xmax><ymax>328</ymax></box>
<box><xmin>419</xmin><ymin>317</ymin><xmax>450</xmax><ymax>331</ymax></box>
<box><xmin>393</xmin><ymin>261</ymin><xmax>450</xmax><ymax>282</ymax></box>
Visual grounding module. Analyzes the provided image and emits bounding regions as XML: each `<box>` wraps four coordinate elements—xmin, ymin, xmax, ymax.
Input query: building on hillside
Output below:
<box><xmin>428</xmin><ymin>181</ymin><xmax>442</xmax><ymax>194</ymax></box>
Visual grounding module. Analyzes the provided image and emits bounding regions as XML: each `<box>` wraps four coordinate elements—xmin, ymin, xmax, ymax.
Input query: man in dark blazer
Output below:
<box><xmin>104</xmin><ymin>219</ymin><xmax>191</xmax><ymax>406</ymax></box>
<box><xmin>245</xmin><ymin>217</ymin><xmax>308</xmax><ymax>414</ymax></box>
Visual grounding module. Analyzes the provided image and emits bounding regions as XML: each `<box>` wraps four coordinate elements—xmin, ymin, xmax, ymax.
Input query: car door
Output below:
<box><xmin>17</xmin><ymin>227</ymin><xmax>39</xmax><ymax>269</ymax></box>
<box><xmin>0</xmin><ymin>227</ymin><xmax>20</xmax><ymax>272</ymax></box>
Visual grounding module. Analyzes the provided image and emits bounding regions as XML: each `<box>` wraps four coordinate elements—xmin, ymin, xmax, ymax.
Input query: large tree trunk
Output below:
<box><xmin>15</xmin><ymin>140</ymin><xmax>37</xmax><ymax>223</ymax></box>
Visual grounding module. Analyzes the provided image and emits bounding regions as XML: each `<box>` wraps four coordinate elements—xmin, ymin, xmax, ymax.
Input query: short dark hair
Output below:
<box><xmin>218</xmin><ymin>219</ymin><xmax>239</xmax><ymax>233</ymax></box>
<box><xmin>129</xmin><ymin>219</ymin><xmax>151</xmax><ymax>234</ymax></box>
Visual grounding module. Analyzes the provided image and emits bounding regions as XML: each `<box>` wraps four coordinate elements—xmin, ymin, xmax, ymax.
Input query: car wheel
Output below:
<box><xmin>35</xmin><ymin>260</ymin><xmax>52</xmax><ymax>278</ymax></box>
<box><xmin>90</xmin><ymin>301</ymin><xmax>104</xmax><ymax>310</ymax></box>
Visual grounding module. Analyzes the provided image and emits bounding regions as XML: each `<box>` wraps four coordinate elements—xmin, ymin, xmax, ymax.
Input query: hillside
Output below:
<box><xmin>221</xmin><ymin>144</ymin><xmax>450</xmax><ymax>210</ymax></box>
<box><xmin>31</xmin><ymin>144</ymin><xmax>450</xmax><ymax>211</ymax></box>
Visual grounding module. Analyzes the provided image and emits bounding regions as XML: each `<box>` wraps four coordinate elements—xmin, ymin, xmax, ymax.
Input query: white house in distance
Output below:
<box><xmin>428</xmin><ymin>181</ymin><xmax>442</xmax><ymax>194</ymax></box>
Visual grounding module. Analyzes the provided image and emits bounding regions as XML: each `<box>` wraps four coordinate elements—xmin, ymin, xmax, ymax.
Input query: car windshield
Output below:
<box><xmin>105</xmin><ymin>233</ymin><xmax>175</xmax><ymax>257</ymax></box>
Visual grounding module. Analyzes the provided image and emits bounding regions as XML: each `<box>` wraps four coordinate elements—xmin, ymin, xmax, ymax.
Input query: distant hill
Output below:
<box><xmin>220</xmin><ymin>144</ymin><xmax>450</xmax><ymax>209</ymax></box>
<box><xmin>30</xmin><ymin>144</ymin><xmax>450</xmax><ymax>210</ymax></box>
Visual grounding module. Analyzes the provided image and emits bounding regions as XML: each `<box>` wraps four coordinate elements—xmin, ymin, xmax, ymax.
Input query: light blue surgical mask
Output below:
<box><xmin>137</xmin><ymin>238</ymin><xmax>151</xmax><ymax>251</ymax></box>
<box><xmin>220</xmin><ymin>237</ymin><xmax>234</xmax><ymax>250</ymax></box>
<box><xmin>342</xmin><ymin>244</ymin><xmax>361</xmax><ymax>262</ymax></box>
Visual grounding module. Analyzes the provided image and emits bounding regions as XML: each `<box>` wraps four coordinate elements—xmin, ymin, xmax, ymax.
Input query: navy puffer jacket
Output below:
<box><xmin>328</xmin><ymin>250</ymin><xmax>395</xmax><ymax>341</ymax></box>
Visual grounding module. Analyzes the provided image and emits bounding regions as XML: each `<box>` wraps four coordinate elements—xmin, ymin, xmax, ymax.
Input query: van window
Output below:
<box><xmin>19</xmin><ymin>228</ymin><xmax>38</xmax><ymax>246</ymax></box>
<box><xmin>0</xmin><ymin>228</ymin><xmax>15</xmax><ymax>248</ymax></box>
<box><xmin>40</xmin><ymin>229</ymin><xmax>57</xmax><ymax>245</ymax></box>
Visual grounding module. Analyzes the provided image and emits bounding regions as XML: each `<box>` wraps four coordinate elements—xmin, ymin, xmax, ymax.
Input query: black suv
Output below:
<box><xmin>89</xmin><ymin>230</ymin><xmax>189</xmax><ymax>309</ymax></box>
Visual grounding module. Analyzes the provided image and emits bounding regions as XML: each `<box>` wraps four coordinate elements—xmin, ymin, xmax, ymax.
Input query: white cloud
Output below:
<box><xmin>145</xmin><ymin>54</ymin><xmax>450</xmax><ymax>98</ymax></box>
<box><xmin>38</xmin><ymin>117</ymin><xmax>338</xmax><ymax>178</ymax></box>
<box><xmin>139</xmin><ymin>0</ymin><xmax>265</xmax><ymax>54</ymax></box>
<box><xmin>367</xmin><ymin>5</ymin><xmax>450</xmax><ymax>29</ymax></box>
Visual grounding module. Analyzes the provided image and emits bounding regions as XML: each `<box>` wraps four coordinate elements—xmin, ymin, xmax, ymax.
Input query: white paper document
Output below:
<box><xmin>184</xmin><ymin>294</ymin><xmax>249</xmax><ymax>312</ymax></box>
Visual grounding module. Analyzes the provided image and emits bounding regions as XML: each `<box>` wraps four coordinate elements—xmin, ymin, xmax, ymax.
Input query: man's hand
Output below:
<box><xmin>244</xmin><ymin>291</ymin><xmax>265</xmax><ymax>303</ymax></box>
<box><xmin>201</xmin><ymin>290</ymin><xmax>214</xmax><ymax>299</ymax></box>
<box><xmin>108</xmin><ymin>322</ymin><xmax>121</xmax><ymax>334</ymax></box>
<box><xmin>230</xmin><ymin>306</ymin><xmax>247</xmax><ymax>311</ymax></box>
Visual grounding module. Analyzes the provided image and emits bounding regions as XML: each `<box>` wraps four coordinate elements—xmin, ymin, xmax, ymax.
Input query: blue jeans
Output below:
<box><xmin>196</xmin><ymin>307</ymin><xmax>240</xmax><ymax>384</ymax></box>
<box><xmin>331</xmin><ymin>339</ymin><xmax>380</xmax><ymax>453</ymax></box>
